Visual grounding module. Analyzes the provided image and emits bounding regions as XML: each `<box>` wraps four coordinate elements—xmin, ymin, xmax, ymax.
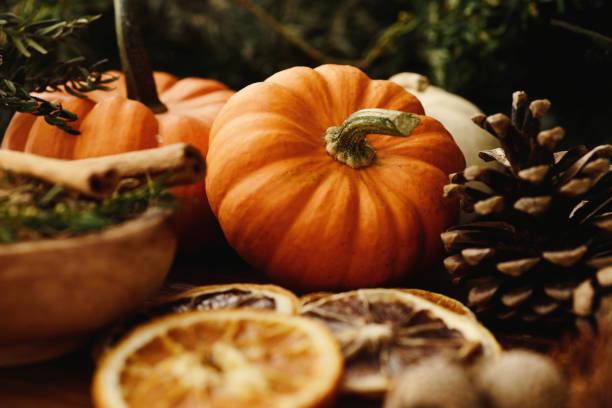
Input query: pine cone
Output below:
<box><xmin>441</xmin><ymin>91</ymin><xmax>612</xmax><ymax>331</ymax></box>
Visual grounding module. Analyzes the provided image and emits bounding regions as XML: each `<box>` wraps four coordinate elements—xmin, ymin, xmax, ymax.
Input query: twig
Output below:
<box><xmin>550</xmin><ymin>19</ymin><xmax>612</xmax><ymax>50</ymax></box>
<box><xmin>235</xmin><ymin>0</ymin><xmax>338</xmax><ymax>63</ymax></box>
<box><xmin>234</xmin><ymin>0</ymin><xmax>417</xmax><ymax>69</ymax></box>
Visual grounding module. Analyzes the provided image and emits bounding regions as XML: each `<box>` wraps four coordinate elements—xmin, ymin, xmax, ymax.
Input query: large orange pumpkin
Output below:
<box><xmin>206</xmin><ymin>64</ymin><xmax>466</xmax><ymax>291</ymax></box>
<box><xmin>2</xmin><ymin>72</ymin><xmax>234</xmax><ymax>249</ymax></box>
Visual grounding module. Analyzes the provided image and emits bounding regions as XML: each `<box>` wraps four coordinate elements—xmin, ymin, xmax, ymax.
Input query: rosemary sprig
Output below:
<box><xmin>0</xmin><ymin>172</ymin><xmax>179</xmax><ymax>243</ymax></box>
<box><xmin>0</xmin><ymin>8</ymin><xmax>115</xmax><ymax>134</ymax></box>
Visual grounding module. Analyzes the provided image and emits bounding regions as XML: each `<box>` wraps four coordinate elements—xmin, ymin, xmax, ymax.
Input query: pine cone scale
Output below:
<box><xmin>541</xmin><ymin>246</ymin><xmax>588</xmax><ymax>267</ymax></box>
<box><xmin>496</xmin><ymin>258</ymin><xmax>541</xmax><ymax>276</ymax></box>
<box><xmin>500</xmin><ymin>287</ymin><xmax>533</xmax><ymax>307</ymax></box>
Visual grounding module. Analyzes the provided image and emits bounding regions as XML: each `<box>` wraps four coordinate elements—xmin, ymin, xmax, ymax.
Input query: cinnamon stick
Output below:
<box><xmin>0</xmin><ymin>150</ymin><xmax>119</xmax><ymax>198</ymax></box>
<box><xmin>70</xmin><ymin>143</ymin><xmax>206</xmax><ymax>191</ymax></box>
<box><xmin>0</xmin><ymin>143</ymin><xmax>205</xmax><ymax>198</ymax></box>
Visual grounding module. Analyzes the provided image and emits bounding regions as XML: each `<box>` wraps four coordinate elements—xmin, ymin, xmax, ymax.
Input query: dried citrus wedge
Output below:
<box><xmin>93</xmin><ymin>310</ymin><xmax>343</xmax><ymax>408</ymax></box>
<box><xmin>301</xmin><ymin>289</ymin><xmax>476</xmax><ymax>319</ymax></box>
<box><xmin>154</xmin><ymin>283</ymin><xmax>300</xmax><ymax>315</ymax></box>
<box><xmin>300</xmin><ymin>288</ymin><xmax>501</xmax><ymax>396</ymax></box>
<box><xmin>398</xmin><ymin>288</ymin><xmax>479</xmax><ymax>319</ymax></box>
<box><xmin>94</xmin><ymin>283</ymin><xmax>300</xmax><ymax>359</ymax></box>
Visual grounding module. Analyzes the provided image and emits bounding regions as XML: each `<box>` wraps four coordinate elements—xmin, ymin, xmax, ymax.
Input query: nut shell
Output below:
<box><xmin>475</xmin><ymin>350</ymin><xmax>567</xmax><ymax>408</ymax></box>
<box><xmin>384</xmin><ymin>357</ymin><xmax>483</xmax><ymax>408</ymax></box>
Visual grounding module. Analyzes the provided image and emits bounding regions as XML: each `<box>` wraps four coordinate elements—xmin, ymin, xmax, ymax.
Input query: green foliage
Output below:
<box><xmin>0</xmin><ymin>0</ymin><xmax>610</xmax><ymax>146</ymax></box>
<box><xmin>0</xmin><ymin>1</ymin><xmax>114</xmax><ymax>134</ymax></box>
<box><xmin>0</xmin><ymin>172</ymin><xmax>177</xmax><ymax>243</ymax></box>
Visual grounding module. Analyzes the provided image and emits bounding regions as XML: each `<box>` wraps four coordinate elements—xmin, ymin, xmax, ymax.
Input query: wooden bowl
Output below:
<box><xmin>0</xmin><ymin>208</ymin><xmax>177</xmax><ymax>366</ymax></box>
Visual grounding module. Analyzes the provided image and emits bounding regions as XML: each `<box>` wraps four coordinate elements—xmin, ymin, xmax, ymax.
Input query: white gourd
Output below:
<box><xmin>389</xmin><ymin>72</ymin><xmax>500</xmax><ymax>167</ymax></box>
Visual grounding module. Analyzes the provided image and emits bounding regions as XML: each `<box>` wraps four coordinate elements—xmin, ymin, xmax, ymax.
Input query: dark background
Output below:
<box><xmin>2</xmin><ymin>0</ymin><xmax>612</xmax><ymax>148</ymax></box>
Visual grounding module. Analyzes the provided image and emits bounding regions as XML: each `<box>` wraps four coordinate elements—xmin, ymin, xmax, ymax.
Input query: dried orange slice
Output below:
<box><xmin>94</xmin><ymin>283</ymin><xmax>300</xmax><ymax>359</ymax></box>
<box><xmin>300</xmin><ymin>288</ymin><xmax>501</xmax><ymax>396</ymax></box>
<box><xmin>93</xmin><ymin>310</ymin><xmax>343</xmax><ymax>408</ymax></box>
<box><xmin>399</xmin><ymin>288</ymin><xmax>479</xmax><ymax>319</ymax></box>
<box><xmin>301</xmin><ymin>289</ymin><xmax>476</xmax><ymax>319</ymax></box>
<box><xmin>153</xmin><ymin>283</ymin><xmax>300</xmax><ymax>315</ymax></box>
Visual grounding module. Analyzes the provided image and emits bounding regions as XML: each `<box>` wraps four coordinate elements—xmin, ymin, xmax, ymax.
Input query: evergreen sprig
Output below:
<box><xmin>0</xmin><ymin>172</ymin><xmax>178</xmax><ymax>243</ymax></box>
<box><xmin>0</xmin><ymin>9</ymin><xmax>115</xmax><ymax>134</ymax></box>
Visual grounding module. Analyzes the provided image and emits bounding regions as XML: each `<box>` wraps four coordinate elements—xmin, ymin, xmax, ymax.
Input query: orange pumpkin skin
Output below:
<box><xmin>2</xmin><ymin>71</ymin><xmax>234</xmax><ymax>250</ymax></box>
<box><xmin>205</xmin><ymin>64</ymin><xmax>466</xmax><ymax>291</ymax></box>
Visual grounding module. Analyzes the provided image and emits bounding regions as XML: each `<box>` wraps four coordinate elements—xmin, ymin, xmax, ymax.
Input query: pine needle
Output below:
<box><xmin>0</xmin><ymin>7</ymin><xmax>115</xmax><ymax>134</ymax></box>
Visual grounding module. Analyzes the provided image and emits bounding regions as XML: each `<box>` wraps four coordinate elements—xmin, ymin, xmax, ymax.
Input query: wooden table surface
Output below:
<box><xmin>0</xmin><ymin>349</ymin><xmax>379</xmax><ymax>408</ymax></box>
<box><xmin>0</xmin><ymin>247</ymin><xmax>556</xmax><ymax>408</ymax></box>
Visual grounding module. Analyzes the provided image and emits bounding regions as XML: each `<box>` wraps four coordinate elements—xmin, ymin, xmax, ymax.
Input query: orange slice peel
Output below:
<box><xmin>93</xmin><ymin>309</ymin><xmax>343</xmax><ymax>408</ymax></box>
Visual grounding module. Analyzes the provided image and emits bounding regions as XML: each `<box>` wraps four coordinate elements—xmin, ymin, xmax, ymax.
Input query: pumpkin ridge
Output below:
<box><xmin>156</xmin><ymin>113</ymin><xmax>211</xmax><ymax>153</ymax></box>
<box><xmin>374</xmin><ymin>156</ymin><xmax>458</xmax><ymax>271</ymax></box>
<box><xmin>251</xmin><ymin>111</ymin><xmax>328</xmax><ymax>147</ymax></box>
<box><xmin>342</xmin><ymin>173</ymin><xmax>395</xmax><ymax>287</ymax></box>
<box><xmin>1</xmin><ymin>112</ymin><xmax>37</xmax><ymax>151</ymax></box>
<box><xmin>371</xmin><ymin>116</ymin><xmax>465</xmax><ymax>175</ymax></box>
<box><xmin>215</xmin><ymin>156</ymin><xmax>329</xmax><ymax>219</ymax></box>
<box><xmin>209</xmin><ymin>150</ymin><xmax>327</xmax><ymax>212</ymax></box>
<box><xmin>314</xmin><ymin>64</ymin><xmax>372</xmax><ymax>125</ymax></box>
<box><xmin>73</xmin><ymin>95</ymin><xmax>158</xmax><ymax>158</ymax></box>
<box><xmin>159</xmin><ymin>78</ymin><xmax>230</xmax><ymax>103</ymax></box>
<box><xmin>359</xmin><ymin>79</ymin><xmax>424</xmax><ymax>115</ymax></box>
<box><xmin>208</xmin><ymin>112</ymin><xmax>324</xmax><ymax>179</ymax></box>
<box><xmin>216</xmin><ymin>158</ymin><xmax>330</xmax><ymax>274</ymax></box>
<box><xmin>266</xmin><ymin>167</ymin><xmax>360</xmax><ymax>289</ymax></box>
<box><xmin>264</xmin><ymin>66</ymin><xmax>336</xmax><ymax>127</ymax></box>
<box><xmin>206</xmin><ymin>148</ymin><xmax>324</xmax><ymax>215</ymax></box>
<box><xmin>165</xmin><ymin>90</ymin><xmax>235</xmax><ymax>110</ymax></box>
<box><xmin>210</xmin><ymin>83</ymin><xmax>331</xmax><ymax>147</ymax></box>
<box><xmin>353</xmin><ymin>167</ymin><xmax>425</xmax><ymax>285</ymax></box>
<box><xmin>165</xmin><ymin>94</ymin><xmax>235</xmax><ymax>129</ymax></box>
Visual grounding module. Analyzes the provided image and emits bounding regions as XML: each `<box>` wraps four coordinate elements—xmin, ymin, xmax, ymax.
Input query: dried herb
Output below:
<box><xmin>0</xmin><ymin>172</ymin><xmax>178</xmax><ymax>243</ymax></box>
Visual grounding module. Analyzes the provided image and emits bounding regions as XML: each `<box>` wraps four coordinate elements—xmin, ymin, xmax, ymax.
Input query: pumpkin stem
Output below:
<box><xmin>113</xmin><ymin>0</ymin><xmax>167</xmax><ymax>113</ymax></box>
<box><xmin>324</xmin><ymin>108</ymin><xmax>420</xmax><ymax>168</ymax></box>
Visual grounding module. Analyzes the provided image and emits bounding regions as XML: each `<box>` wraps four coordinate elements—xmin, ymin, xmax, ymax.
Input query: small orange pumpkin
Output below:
<box><xmin>206</xmin><ymin>64</ymin><xmax>466</xmax><ymax>291</ymax></box>
<box><xmin>2</xmin><ymin>0</ymin><xmax>234</xmax><ymax>250</ymax></box>
<box><xmin>2</xmin><ymin>72</ymin><xmax>233</xmax><ymax>249</ymax></box>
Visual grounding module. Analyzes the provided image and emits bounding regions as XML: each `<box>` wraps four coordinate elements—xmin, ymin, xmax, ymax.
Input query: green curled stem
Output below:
<box><xmin>324</xmin><ymin>108</ymin><xmax>421</xmax><ymax>168</ymax></box>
